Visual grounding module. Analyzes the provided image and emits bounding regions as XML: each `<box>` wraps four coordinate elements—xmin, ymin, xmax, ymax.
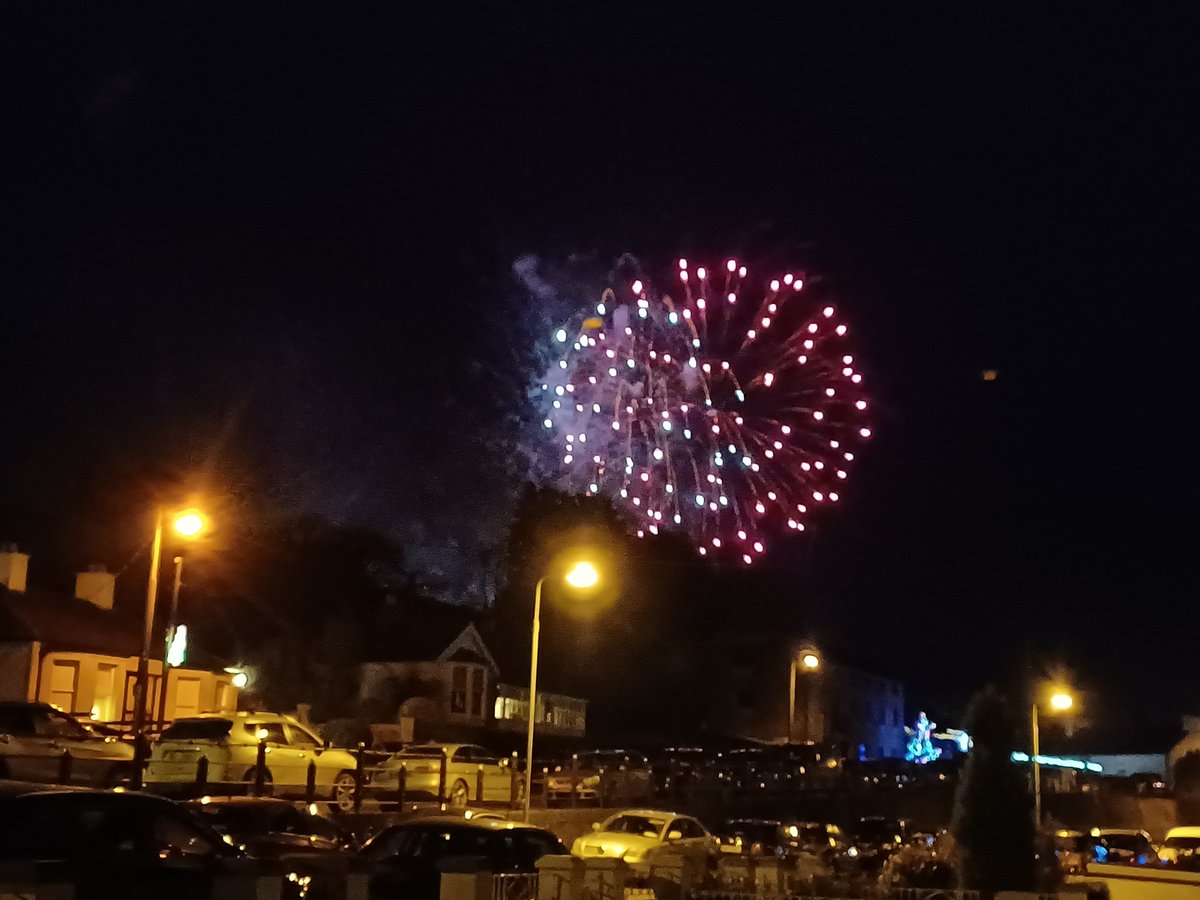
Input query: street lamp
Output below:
<box><xmin>1032</xmin><ymin>686</ymin><xmax>1076</xmax><ymax>827</ymax></box>
<box><xmin>131</xmin><ymin>508</ymin><xmax>208</xmax><ymax>786</ymax></box>
<box><xmin>788</xmin><ymin>645</ymin><xmax>822</xmax><ymax>743</ymax></box>
<box><xmin>524</xmin><ymin>557</ymin><xmax>601</xmax><ymax>821</ymax></box>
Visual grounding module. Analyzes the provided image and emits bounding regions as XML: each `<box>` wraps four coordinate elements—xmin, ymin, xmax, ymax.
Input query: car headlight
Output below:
<box><xmin>846</xmin><ymin>846</ymin><xmax>859</xmax><ymax>858</ymax></box>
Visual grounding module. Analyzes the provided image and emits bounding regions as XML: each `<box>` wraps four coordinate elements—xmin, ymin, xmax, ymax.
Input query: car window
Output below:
<box><xmin>362</xmin><ymin>825</ymin><xmax>425</xmax><ymax>860</ymax></box>
<box><xmin>245</xmin><ymin>722</ymin><xmax>288</xmax><ymax>744</ymax></box>
<box><xmin>671</xmin><ymin>818</ymin><xmax>705</xmax><ymax>839</ymax></box>
<box><xmin>287</xmin><ymin>725</ymin><xmax>321</xmax><ymax>748</ymax></box>
<box><xmin>0</xmin><ymin>707</ymin><xmax>34</xmax><ymax>737</ymax></box>
<box><xmin>452</xmin><ymin>746</ymin><xmax>475</xmax><ymax>763</ymax></box>
<box><xmin>468</xmin><ymin>746</ymin><xmax>499</xmax><ymax>765</ymax></box>
<box><xmin>152</xmin><ymin>811</ymin><xmax>220</xmax><ymax>858</ymax></box>
<box><xmin>605</xmin><ymin>815</ymin><xmax>667</xmax><ymax>838</ymax></box>
<box><xmin>161</xmin><ymin>719</ymin><xmax>233</xmax><ymax>741</ymax></box>
<box><xmin>38</xmin><ymin>710</ymin><xmax>89</xmax><ymax>740</ymax></box>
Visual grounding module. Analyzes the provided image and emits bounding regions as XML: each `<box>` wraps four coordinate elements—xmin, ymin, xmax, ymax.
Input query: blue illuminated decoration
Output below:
<box><xmin>905</xmin><ymin>712</ymin><xmax>942</xmax><ymax>764</ymax></box>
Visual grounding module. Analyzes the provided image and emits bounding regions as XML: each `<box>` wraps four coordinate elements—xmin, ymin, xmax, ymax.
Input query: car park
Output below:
<box><xmin>145</xmin><ymin>712</ymin><xmax>362</xmax><ymax>809</ymax></box>
<box><xmin>545</xmin><ymin>750</ymin><xmax>653</xmax><ymax>806</ymax></box>
<box><xmin>0</xmin><ymin>701</ymin><xmax>135</xmax><ymax>787</ymax></box>
<box><xmin>372</xmin><ymin>743</ymin><xmax>516</xmax><ymax>806</ymax></box>
<box><xmin>359</xmin><ymin>815</ymin><xmax>565</xmax><ymax>900</ymax></box>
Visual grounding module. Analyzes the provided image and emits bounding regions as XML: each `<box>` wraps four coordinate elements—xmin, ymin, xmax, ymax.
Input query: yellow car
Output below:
<box><xmin>145</xmin><ymin>712</ymin><xmax>361</xmax><ymax>810</ymax></box>
<box><xmin>371</xmin><ymin>743</ymin><xmax>519</xmax><ymax>807</ymax></box>
<box><xmin>571</xmin><ymin>809</ymin><xmax>718</xmax><ymax>865</ymax></box>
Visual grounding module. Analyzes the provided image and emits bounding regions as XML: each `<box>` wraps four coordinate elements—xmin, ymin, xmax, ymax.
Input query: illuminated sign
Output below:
<box><xmin>165</xmin><ymin>624</ymin><xmax>188</xmax><ymax>668</ymax></box>
<box><xmin>1011</xmin><ymin>751</ymin><xmax>1102</xmax><ymax>773</ymax></box>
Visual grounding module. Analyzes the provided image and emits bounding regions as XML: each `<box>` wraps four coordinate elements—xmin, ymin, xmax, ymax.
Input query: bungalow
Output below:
<box><xmin>0</xmin><ymin>545</ymin><xmax>239</xmax><ymax>726</ymax></box>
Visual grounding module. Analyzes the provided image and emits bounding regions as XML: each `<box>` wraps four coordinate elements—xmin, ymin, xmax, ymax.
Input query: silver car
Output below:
<box><xmin>373</xmin><ymin>743</ymin><xmax>519</xmax><ymax>807</ymax></box>
<box><xmin>0</xmin><ymin>701</ymin><xmax>135</xmax><ymax>787</ymax></box>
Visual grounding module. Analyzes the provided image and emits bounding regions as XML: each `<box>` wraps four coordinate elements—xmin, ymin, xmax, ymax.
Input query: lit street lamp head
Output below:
<box><xmin>801</xmin><ymin>652</ymin><xmax>821</xmax><ymax>671</ymax></box>
<box><xmin>1050</xmin><ymin>691</ymin><xmax>1074</xmax><ymax>712</ymax></box>
<box><xmin>172</xmin><ymin>510</ymin><xmax>207</xmax><ymax>539</ymax></box>
<box><xmin>564</xmin><ymin>561</ymin><xmax>600</xmax><ymax>590</ymax></box>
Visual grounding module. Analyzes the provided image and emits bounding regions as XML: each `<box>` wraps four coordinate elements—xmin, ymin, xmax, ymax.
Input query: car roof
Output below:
<box><xmin>607</xmin><ymin>809</ymin><xmax>687</xmax><ymax>820</ymax></box>
<box><xmin>1167</xmin><ymin>827</ymin><xmax>1200</xmax><ymax>838</ymax></box>
<box><xmin>1096</xmin><ymin>828</ymin><xmax>1147</xmax><ymax>836</ymax></box>
<box><xmin>186</xmin><ymin>796</ymin><xmax>296</xmax><ymax>809</ymax></box>
<box><xmin>391</xmin><ymin>815</ymin><xmax>549</xmax><ymax>832</ymax></box>
<box><xmin>175</xmin><ymin>712</ymin><xmax>299</xmax><ymax>724</ymax></box>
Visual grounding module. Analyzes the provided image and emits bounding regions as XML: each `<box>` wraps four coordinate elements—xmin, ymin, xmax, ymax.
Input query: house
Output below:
<box><xmin>704</xmin><ymin>631</ymin><xmax>906</xmax><ymax>758</ymax></box>
<box><xmin>359</xmin><ymin>610</ymin><xmax>587</xmax><ymax>746</ymax></box>
<box><xmin>0</xmin><ymin>545</ymin><xmax>239</xmax><ymax>725</ymax></box>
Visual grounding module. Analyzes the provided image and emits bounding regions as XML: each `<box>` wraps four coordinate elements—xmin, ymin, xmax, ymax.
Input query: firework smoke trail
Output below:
<box><xmin>537</xmin><ymin>257</ymin><xmax>871</xmax><ymax>563</ymax></box>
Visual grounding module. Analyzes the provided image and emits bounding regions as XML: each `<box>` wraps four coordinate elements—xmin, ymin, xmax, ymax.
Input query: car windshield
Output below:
<box><xmin>1167</xmin><ymin>837</ymin><xmax>1200</xmax><ymax>851</ymax></box>
<box><xmin>603</xmin><ymin>815</ymin><xmax>666</xmax><ymax>838</ymax></box>
<box><xmin>193</xmin><ymin>804</ymin><xmax>304</xmax><ymax>837</ymax></box>
<box><xmin>362</xmin><ymin>825</ymin><xmax>562</xmax><ymax>866</ymax></box>
<box><xmin>161</xmin><ymin>719</ymin><xmax>233</xmax><ymax>741</ymax></box>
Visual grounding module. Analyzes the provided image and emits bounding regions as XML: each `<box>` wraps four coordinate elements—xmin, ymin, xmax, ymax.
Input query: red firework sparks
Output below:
<box><xmin>539</xmin><ymin>257</ymin><xmax>871</xmax><ymax>562</ymax></box>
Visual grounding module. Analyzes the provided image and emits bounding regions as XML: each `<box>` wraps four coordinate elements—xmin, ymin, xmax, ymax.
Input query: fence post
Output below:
<box><xmin>476</xmin><ymin>764</ymin><xmax>485</xmax><ymax>803</ymax></box>
<box><xmin>438</xmin><ymin>750</ymin><xmax>448</xmax><ymax>803</ymax></box>
<box><xmin>353</xmin><ymin>742</ymin><xmax>365</xmax><ymax>814</ymax></box>
<box><xmin>253</xmin><ymin>738</ymin><xmax>267</xmax><ymax>796</ymax></box>
<box><xmin>542</xmin><ymin>766</ymin><xmax>550</xmax><ymax>809</ymax></box>
<box><xmin>305</xmin><ymin>760</ymin><xmax>317</xmax><ymax>804</ymax></box>
<box><xmin>195</xmin><ymin>755</ymin><xmax>208</xmax><ymax>793</ymax></box>
<box><xmin>509</xmin><ymin>753</ymin><xmax>519</xmax><ymax>808</ymax></box>
<box><xmin>570</xmin><ymin>753</ymin><xmax>579</xmax><ymax>808</ymax></box>
<box><xmin>57</xmin><ymin>749</ymin><xmax>73</xmax><ymax>785</ymax></box>
<box><xmin>398</xmin><ymin>761</ymin><xmax>407</xmax><ymax>807</ymax></box>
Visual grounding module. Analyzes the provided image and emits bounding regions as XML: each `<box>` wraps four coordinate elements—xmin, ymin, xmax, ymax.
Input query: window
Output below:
<box><xmin>287</xmin><ymin>725</ymin><xmax>321</xmax><ymax>748</ymax></box>
<box><xmin>173</xmin><ymin>678</ymin><xmax>201</xmax><ymax>719</ymax></box>
<box><xmin>37</xmin><ymin>710</ymin><xmax>89</xmax><ymax>741</ymax></box>
<box><xmin>92</xmin><ymin>664</ymin><xmax>118</xmax><ymax>722</ymax></box>
<box><xmin>670</xmin><ymin>818</ymin><xmax>706</xmax><ymax>839</ymax></box>
<box><xmin>470</xmin><ymin>667</ymin><xmax>484</xmax><ymax>718</ymax></box>
<box><xmin>450</xmin><ymin>667</ymin><xmax>467</xmax><ymax>714</ymax></box>
<box><xmin>245</xmin><ymin>722</ymin><xmax>287</xmax><ymax>744</ymax></box>
<box><xmin>152</xmin><ymin>811</ymin><xmax>219</xmax><ymax>859</ymax></box>
<box><xmin>47</xmin><ymin>661</ymin><xmax>79</xmax><ymax>714</ymax></box>
<box><xmin>0</xmin><ymin>706</ymin><xmax>34</xmax><ymax>737</ymax></box>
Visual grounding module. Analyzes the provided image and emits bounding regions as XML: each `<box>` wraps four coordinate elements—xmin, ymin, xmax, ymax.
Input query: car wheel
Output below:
<box><xmin>243</xmin><ymin>768</ymin><xmax>274</xmax><ymax>796</ymax></box>
<box><xmin>104</xmin><ymin>764</ymin><xmax>135</xmax><ymax>789</ymax></box>
<box><xmin>448</xmin><ymin>778</ymin><xmax>470</xmax><ymax>807</ymax></box>
<box><xmin>332</xmin><ymin>771</ymin><xmax>358</xmax><ymax>811</ymax></box>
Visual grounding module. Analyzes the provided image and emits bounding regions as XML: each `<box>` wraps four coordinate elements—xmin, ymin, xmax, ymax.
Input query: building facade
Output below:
<box><xmin>0</xmin><ymin>547</ymin><xmax>239</xmax><ymax>725</ymax></box>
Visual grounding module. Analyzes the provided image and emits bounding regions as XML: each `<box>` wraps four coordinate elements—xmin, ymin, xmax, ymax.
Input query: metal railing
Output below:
<box><xmin>492</xmin><ymin>872</ymin><xmax>539</xmax><ymax>900</ymax></box>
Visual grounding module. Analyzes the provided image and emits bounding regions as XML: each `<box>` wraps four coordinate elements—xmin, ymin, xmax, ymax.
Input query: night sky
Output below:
<box><xmin>2</xmin><ymin>5</ymin><xmax>1195</xmax><ymax>729</ymax></box>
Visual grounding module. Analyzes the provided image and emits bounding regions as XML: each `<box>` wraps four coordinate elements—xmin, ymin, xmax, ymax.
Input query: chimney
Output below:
<box><xmin>75</xmin><ymin>564</ymin><xmax>115</xmax><ymax>611</ymax></box>
<box><xmin>0</xmin><ymin>543</ymin><xmax>29</xmax><ymax>592</ymax></box>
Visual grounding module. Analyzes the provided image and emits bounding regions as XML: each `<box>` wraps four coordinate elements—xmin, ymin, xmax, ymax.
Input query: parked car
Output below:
<box><xmin>571</xmin><ymin>809</ymin><xmax>719</xmax><ymax>866</ymax></box>
<box><xmin>716</xmin><ymin>818</ymin><xmax>789</xmax><ymax>856</ymax></box>
<box><xmin>359</xmin><ymin>815</ymin><xmax>565</xmax><ymax>900</ymax></box>
<box><xmin>0</xmin><ymin>700</ymin><xmax>135</xmax><ymax>787</ymax></box>
<box><xmin>372</xmin><ymin>743</ymin><xmax>516</xmax><ymax>806</ymax></box>
<box><xmin>1091</xmin><ymin>828</ymin><xmax>1158</xmax><ymax>865</ymax></box>
<box><xmin>0</xmin><ymin>786</ymin><xmax>248</xmax><ymax>900</ymax></box>
<box><xmin>145</xmin><ymin>712</ymin><xmax>361</xmax><ymax>809</ymax></box>
<box><xmin>545</xmin><ymin>750</ymin><xmax>653</xmax><ymax>805</ymax></box>
<box><xmin>185</xmin><ymin>795</ymin><xmax>356</xmax><ymax>856</ymax></box>
<box><xmin>1159</xmin><ymin>826</ymin><xmax>1200</xmax><ymax>869</ymax></box>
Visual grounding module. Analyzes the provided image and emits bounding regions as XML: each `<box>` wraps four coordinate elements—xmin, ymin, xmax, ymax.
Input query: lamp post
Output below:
<box><xmin>523</xmin><ymin>560</ymin><xmax>599</xmax><ymax>822</ymax></box>
<box><xmin>154</xmin><ymin>555</ymin><xmax>185</xmax><ymax>730</ymax></box>
<box><xmin>1032</xmin><ymin>689</ymin><xmax>1074</xmax><ymax>827</ymax></box>
<box><xmin>131</xmin><ymin>508</ymin><xmax>207</xmax><ymax>786</ymax></box>
<box><xmin>788</xmin><ymin>647</ymin><xmax>821</xmax><ymax>743</ymax></box>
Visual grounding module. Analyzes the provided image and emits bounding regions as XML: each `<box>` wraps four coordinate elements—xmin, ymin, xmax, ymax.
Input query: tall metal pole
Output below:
<box><xmin>523</xmin><ymin>577</ymin><xmax>545</xmax><ymax>822</ymax></box>
<box><xmin>1032</xmin><ymin>703</ymin><xmax>1042</xmax><ymax>828</ymax></box>
<box><xmin>131</xmin><ymin>508</ymin><xmax>164</xmax><ymax>785</ymax></box>
<box><xmin>155</xmin><ymin>556</ymin><xmax>183</xmax><ymax>730</ymax></box>
<box><xmin>787</xmin><ymin>661</ymin><xmax>796</xmax><ymax>743</ymax></box>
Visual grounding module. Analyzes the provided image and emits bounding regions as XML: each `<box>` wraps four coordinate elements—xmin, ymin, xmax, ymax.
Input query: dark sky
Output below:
<box><xmin>2</xmin><ymin>5</ymin><xmax>1195</xmax><ymax>727</ymax></box>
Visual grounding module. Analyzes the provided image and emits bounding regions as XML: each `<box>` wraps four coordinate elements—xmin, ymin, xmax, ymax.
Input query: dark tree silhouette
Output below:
<box><xmin>951</xmin><ymin>684</ymin><xmax>1036</xmax><ymax>892</ymax></box>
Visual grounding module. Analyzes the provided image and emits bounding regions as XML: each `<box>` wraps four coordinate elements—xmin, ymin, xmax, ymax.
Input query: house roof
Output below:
<box><xmin>0</xmin><ymin>585</ymin><xmax>143</xmax><ymax>657</ymax></box>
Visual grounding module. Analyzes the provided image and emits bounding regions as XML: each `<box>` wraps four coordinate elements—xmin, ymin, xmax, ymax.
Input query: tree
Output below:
<box><xmin>1174</xmin><ymin>751</ymin><xmax>1200</xmax><ymax>797</ymax></box>
<box><xmin>951</xmin><ymin>684</ymin><xmax>1036</xmax><ymax>892</ymax></box>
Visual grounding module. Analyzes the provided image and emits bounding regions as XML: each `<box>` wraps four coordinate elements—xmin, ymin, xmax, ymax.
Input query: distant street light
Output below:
<box><xmin>789</xmin><ymin>645</ymin><xmax>822</xmax><ymax>743</ymax></box>
<box><xmin>524</xmin><ymin>556</ymin><xmax>602</xmax><ymax>821</ymax></box>
<box><xmin>1033</xmin><ymin>685</ymin><xmax>1076</xmax><ymax>827</ymax></box>
<box><xmin>131</xmin><ymin>507</ymin><xmax>209</xmax><ymax>786</ymax></box>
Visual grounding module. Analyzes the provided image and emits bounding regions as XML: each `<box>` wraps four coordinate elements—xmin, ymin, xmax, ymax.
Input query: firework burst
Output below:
<box><xmin>538</xmin><ymin>257</ymin><xmax>871</xmax><ymax>563</ymax></box>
